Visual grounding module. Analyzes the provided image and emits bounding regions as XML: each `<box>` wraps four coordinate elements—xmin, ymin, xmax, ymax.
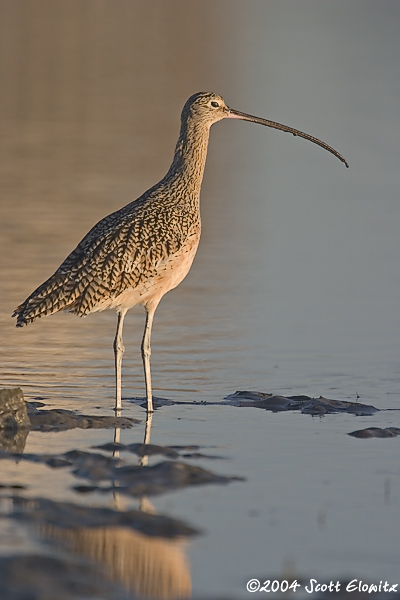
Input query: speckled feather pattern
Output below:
<box><xmin>13</xmin><ymin>92</ymin><xmax>222</xmax><ymax>327</ymax></box>
<box><xmin>14</xmin><ymin>191</ymin><xmax>200</xmax><ymax>324</ymax></box>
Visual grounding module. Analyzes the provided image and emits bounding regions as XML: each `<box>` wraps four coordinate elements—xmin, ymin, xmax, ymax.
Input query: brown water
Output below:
<box><xmin>1</xmin><ymin>1</ymin><xmax>400</xmax><ymax>598</ymax></box>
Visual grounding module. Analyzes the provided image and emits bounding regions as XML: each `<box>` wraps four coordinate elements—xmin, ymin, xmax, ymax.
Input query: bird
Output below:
<box><xmin>13</xmin><ymin>92</ymin><xmax>348</xmax><ymax>414</ymax></box>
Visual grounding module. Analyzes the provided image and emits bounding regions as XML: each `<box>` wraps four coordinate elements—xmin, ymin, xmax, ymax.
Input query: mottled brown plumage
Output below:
<box><xmin>13</xmin><ymin>92</ymin><xmax>348</xmax><ymax>413</ymax></box>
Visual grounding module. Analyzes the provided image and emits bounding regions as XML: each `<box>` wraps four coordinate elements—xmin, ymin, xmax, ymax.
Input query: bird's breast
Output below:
<box><xmin>101</xmin><ymin>227</ymin><xmax>201</xmax><ymax>312</ymax></box>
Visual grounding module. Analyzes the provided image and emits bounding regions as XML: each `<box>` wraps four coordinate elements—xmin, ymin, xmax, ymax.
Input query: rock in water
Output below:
<box><xmin>0</xmin><ymin>388</ymin><xmax>30</xmax><ymax>453</ymax></box>
<box><xmin>0</xmin><ymin>388</ymin><xmax>30</xmax><ymax>431</ymax></box>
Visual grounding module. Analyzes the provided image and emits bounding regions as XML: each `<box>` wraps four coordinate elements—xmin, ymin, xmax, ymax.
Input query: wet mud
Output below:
<box><xmin>131</xmin><ymin>390</ymin><xmax>381</xmax><ymax>416</ymax></box>
<box><xmin>225</xmin><ymin>391</ymin><xmax>379</xmax><ymax>415</ymax></box>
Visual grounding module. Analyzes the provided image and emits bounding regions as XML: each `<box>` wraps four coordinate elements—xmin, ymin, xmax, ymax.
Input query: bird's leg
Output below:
<box><xmin>113</xmin><ymin>308</ymin><xmax>127</xmax><ymax>415</ymax></box>
<box><xmin>141</xmin><ymin>305</ymin><xmax>156</xmax><ymax>413</ymax></box>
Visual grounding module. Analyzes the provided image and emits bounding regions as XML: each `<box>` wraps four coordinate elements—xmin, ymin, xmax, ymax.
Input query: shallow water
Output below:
<box><xmin>1</xmin><ymin>1</ymin><xmax>400</xmax><ymax>598</ymax></box>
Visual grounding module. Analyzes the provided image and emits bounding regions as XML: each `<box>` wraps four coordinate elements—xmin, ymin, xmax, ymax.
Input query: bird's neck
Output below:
<box><xmin>165</xmin><ymin>119</ymin><xmax>211</xmax><ymax>198</ymax></box>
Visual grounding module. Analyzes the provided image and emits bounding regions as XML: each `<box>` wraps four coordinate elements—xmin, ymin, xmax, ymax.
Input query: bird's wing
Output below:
<box><xmin>13</xmin><ymin>199</ymin><xmax>191</xmax><ymax>325</ymax></box>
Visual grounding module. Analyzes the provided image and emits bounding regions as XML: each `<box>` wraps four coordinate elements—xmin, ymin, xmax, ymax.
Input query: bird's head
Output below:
<box><xmin>181</xmin><ymin>91</ymin><xmax>349</xmax><ymax>167</ymax></box>
<box><xmin>181</xmin><ymin>92</ymin><xmax>229</xmax><ymax>127</ymax></box>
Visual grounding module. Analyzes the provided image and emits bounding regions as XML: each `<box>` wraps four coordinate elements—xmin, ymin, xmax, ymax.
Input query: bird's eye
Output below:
<box><xmin>211</xmin><ymin>101</ymin><xmax>219</xmax><ymax>108</ymax></box>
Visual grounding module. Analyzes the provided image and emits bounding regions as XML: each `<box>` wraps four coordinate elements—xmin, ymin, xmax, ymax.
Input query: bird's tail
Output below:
<box><xmin>13</xmin><ymin>271</ymin><xmax>82</xmax><ymax>326</ymax></box>
<box><xmin>13</xmin><ymin>266</ymin><xmax>113</xmax><ymax>326</ymax></box>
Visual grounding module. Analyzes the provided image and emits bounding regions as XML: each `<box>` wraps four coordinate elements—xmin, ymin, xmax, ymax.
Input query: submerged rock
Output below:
<box><xmin>0</xmin><ymin>448</ymin><xmax>121</xmax><ymax>471</ymax></box>
<box><xmin>225</xmin><ymin>391</ymin><xmax>379</xmax><ymax>416</ymax></box>
<box><xmin>13</xmin><ymin>496</ymin><xmax>199</xmax><ymax>538</ymax></box>
<box><xmin>0</xmin><ymin>445</ymin><xmax>241</xmax><ymax>497</ymax></box>
<box><xmin>73</xmin><ymin>459</ymin><xmax>243</xmax><ymax>497</ymax></box>
<box><xmin>128</xmin><ymin>395</ymin><xmax>175</xmax><ymax>409</ymax></box>
<box><xmin>349</xmin><ymin>427</ymin><xmax>400</xmax><ymax>438</ymax></box>
<box><xmin>93</xmin><ymin>442</ymin><xmax>224</xmax><ymax>460</ymax></box>
<box><xmin>94</xmin><ymin>442</ymin><xmax>181</xmax><ymax>458</ymax></box>
<box><xmin>27</xmin><ymin>404</ymin><xmax>139</xmax><ymax>432</ymax></box>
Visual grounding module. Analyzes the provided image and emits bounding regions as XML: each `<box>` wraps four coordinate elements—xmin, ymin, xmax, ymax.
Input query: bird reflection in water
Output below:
<box><xmin>39</xmin><ymin>413</ymin><xmax>193</xmax><ymax>599</ymax></box>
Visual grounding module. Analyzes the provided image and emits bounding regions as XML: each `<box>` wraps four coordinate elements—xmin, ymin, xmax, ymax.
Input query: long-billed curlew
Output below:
<box><xmin>13</xmin><ymin>92</ymin><xmax>348</xmax><ymax>413</ymax></box>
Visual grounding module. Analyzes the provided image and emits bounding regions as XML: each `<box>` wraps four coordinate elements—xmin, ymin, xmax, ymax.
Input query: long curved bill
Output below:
<box><xmin>226</xmin><ymin>108</ymin><xmax>349</xmax><ymax>168</ymax></box>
